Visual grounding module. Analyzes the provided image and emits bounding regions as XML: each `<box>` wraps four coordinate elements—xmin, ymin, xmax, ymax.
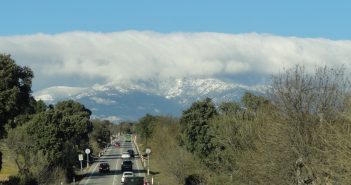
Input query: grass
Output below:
<box><xmin>0</xmin><ymin>141</ymin><xmax>18</xmax><ymax>181</ymax></box>
<box><xmin>147</xmin><ymin>156</ymin><xmax>171</xmax><ymax>185</ymax></box>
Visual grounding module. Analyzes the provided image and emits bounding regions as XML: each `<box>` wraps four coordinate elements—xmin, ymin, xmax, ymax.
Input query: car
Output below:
<box><xmin>121</xmin><ymin>160</ymin><xmax>133</xmax><ymax>172</ymax></box>
<box><xmin>121</xmin><ymin>171</ymin><xmax>134</xmax><ymax>183</ymax></box>
<box><xmin>125</xmin><ymin>135</ymin><xmax>131</xmax><ymax>142</ymax></box>
<box><xmin>121</xmin><ymin>152</ymin><xmax>131</xmax><ymax>159</ymax></box>
<box><xmin>99</xmin><ymin>162</ymin><xmax>110</xmax><ymax>173</ymax></box>
<box><xmin>123</xmin><ymin>177</ymin><xmax>145</xmax><ymax>185</ymax></box>
<box><xmin>127</xmin><ymin>149</ymin><xmax>135</xmax><ymax>158</ymax></box>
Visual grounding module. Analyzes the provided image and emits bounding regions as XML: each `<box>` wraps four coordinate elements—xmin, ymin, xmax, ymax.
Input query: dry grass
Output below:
<box><xmin>0</xmin><ymin>141</ymin><xmax>18</xmax><ymax>182</ymax></box>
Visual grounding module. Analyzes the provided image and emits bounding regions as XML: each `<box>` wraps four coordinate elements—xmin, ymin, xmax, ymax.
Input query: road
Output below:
<box><xmin>79</xmin><ymin>136</ymin><xmax>146</xmax><ymax>185</ymax></box>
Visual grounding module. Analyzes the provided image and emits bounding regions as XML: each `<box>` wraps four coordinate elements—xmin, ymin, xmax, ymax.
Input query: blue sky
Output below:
<box><xmin>1</xmin><ymin>0</ymin><xmax>350</xmax><ymax>39</ymax></box>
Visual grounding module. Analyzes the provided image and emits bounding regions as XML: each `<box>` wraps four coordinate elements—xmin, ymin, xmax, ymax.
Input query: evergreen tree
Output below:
<box><xmin>136</xmin><ymin>114</ymin><xmax>156</xmax><ymax>146</ymax></box>
<box><xmin>180</xmin><ymin>98</ymin><xmax>218</xmax><ymax>158</ymax></box>
<box><xmin>0</xmin><ymin>54</ymin><xmax>33</xmax><ymax>137</ymax></box>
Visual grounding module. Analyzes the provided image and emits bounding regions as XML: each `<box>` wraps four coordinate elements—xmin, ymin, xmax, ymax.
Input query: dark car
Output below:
<box><xmin>123</xmin><ymin>177</ymin><xmax>145</xmax><ymax>185</ymax></box>
<box><xmin>127</xmin><ymin>149</ymin><xmax>135</xmax><ymax>158</ymax></box>
<box><xmin>99</xmin><ymin>162</ymin><xmax>110</xmax><ymax>173</ymax></box>
<box><xmin>121</xmin><ymin>160</ymin><xmax>133</xmax><ymax>172</ymax></box>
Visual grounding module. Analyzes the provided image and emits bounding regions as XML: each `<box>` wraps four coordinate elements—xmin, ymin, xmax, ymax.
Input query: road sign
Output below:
<box><xmin>145</xmin><ymin>148</ymin><xmax>151</xmax><ymax>176</ymax></box>
<box><xmin>78</xmin><ymin>154</ymin><xmax>84</xmax><ymax>171</ymax></box>
<box><xmin>85</xmin><ymin>148</ymin><xmax>91</xmax><ymax>154</ymax></box>
<box><xmin>85</xmin><ymin>148</ymin><xmax>91</xmax><ymax>168</ymax></box>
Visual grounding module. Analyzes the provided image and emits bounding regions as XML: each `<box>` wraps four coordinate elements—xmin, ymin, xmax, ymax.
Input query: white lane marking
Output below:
<box><xmin>112</xmin><ymin>150</ymin><xmax>120</xmax><ymax>185</ymax></box>
<box><xmin>82</xmin><ymin>162</ymin><xmax>99</xmax><ymax>185</ymax></box>
<box><xmin>112</xmin><ymin>143</ymin><xmax>122</xmax><ymax>185</ymax></box>
<box><xmin>84</xmin><ymin>148</ymin><xmax>114</xmax><ymax>185</ymax></box>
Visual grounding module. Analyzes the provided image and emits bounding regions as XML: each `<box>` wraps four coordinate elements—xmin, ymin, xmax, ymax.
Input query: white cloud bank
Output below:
<box><xmin>1</xmin><ymin>31</ymin><xmax>351</xmax><ymax>86</ymax></box>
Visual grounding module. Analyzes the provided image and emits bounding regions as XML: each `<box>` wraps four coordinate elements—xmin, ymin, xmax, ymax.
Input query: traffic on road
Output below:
<box><xmin>78</xmin><ymin>135</ymin><xmax>146</xmax><ymax>185</ymax></box>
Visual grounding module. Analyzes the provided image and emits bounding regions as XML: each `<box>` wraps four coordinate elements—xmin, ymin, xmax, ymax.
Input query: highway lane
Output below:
<box><xmin>79</xmin><ymin>135</ymin><xmax>146</xmax><ymax>185</ymax></box>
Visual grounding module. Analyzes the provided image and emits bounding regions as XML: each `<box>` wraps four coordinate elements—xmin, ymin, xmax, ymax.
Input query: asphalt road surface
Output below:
<box><xmin>79</xmin><ymin>136</ymin><xmax>146</xmax><ymax>185</ymax></box>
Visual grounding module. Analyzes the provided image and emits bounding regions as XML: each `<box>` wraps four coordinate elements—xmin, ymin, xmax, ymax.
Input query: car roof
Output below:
<box><xmin>100</xmin><ymin>163</ymin><xmax>109</xmax><ymax>165</ymax></box>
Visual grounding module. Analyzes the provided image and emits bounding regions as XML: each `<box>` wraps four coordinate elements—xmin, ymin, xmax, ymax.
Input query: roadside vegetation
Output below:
<box><xmin>2</xmin><ymin>53</ymin><xmax>351</xmax><ymax>184</ymax></box>
<box><xmin>0</xmin><ymin>54</ymin><xmax>119</xmax><ymax>185</ymax></box>
<box><xmin>133</xmin><ymin>65</ymin><xmax>351</xmax><ymax>185</ymax></box>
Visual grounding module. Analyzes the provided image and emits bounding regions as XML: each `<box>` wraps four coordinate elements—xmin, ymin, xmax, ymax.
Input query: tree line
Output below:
<box><xmin>0</xmin><ymin>54</ymin><xmax>119</xmax><ymax>185</ymax></box>
<box><xmin>2</xmin><ymin>53</ymin><xmax>351</xmax><ymax>184</ymax></box>
<box><xmin>132</xmin><ymin>65</ymin><xmax>351</xmax><ymax>185</ymax></box>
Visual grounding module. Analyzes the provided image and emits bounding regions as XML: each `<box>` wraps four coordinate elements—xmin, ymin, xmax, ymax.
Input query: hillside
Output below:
<box><xmin>34</xmin><ymin>78</ymin><xmax>266</xmax><ymax>121</ymax></box>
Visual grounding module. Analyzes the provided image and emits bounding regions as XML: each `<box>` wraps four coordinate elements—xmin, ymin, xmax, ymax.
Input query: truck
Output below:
<box><xmin>123</xmin><ymin>177</ymin><xmax>145</xmax><ymax>185</ymax></box>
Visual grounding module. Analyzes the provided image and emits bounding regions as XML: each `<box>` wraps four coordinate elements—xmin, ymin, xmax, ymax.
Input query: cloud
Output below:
<box><xmin>92</xmin><ymin>115</ymin><xmax>121</xmax><ymax>123</ymax></box>
<box><xmin>1</xmin><ymin>31</ymin><xmax>351</xmax><ymax>89</ymax></box>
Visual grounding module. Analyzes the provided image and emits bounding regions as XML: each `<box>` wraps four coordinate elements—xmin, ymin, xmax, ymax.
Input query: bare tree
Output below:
<box><xmin>270</xmin><ymin>65</ymin><xmax>350</xmax><ymax>127</ymax></box>
<box><xmin>270</xmin><ymin>65</ymin><xmax>351</xmax><ymax>184</ymax></box>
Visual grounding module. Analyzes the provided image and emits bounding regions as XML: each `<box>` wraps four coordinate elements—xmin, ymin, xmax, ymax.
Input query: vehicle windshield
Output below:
<box><xmin>123</xmin><ymin>161</ymin><xmax>132</xmax><ymax>165</ymax></box>
<box><xmin>100</xmin><ymin>163</ymin><xmax>109</xmax><ymax>167</ymax></box>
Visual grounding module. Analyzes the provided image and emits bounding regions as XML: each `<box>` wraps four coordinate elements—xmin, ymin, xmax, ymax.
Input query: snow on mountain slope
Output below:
<box><xmin>34</xmin><ymin>78</ymin><xmax>266</xmax><ymax>121</ymax></box>
<box><xmin>35</xmin><ymin>86</ymin><xmax>88</xmax><ymax>102</ymax></box>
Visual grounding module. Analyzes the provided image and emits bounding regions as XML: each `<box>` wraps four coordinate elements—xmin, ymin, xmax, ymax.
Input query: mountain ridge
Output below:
<box><xmin>34</xmin><ymin>78</ymin><xmax>266</xmax><ymax>122</ymax></box>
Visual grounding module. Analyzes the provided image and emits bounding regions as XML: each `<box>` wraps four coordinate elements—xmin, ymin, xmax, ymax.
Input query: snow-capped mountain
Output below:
<box><xmin>34</xmin><ymin>78</ymin><xmax>266</xmax><ymax>122</ymax></box>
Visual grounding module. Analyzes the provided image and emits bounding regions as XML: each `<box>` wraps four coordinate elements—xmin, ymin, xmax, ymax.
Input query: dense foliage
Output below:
<box><xmin>0</xmin><ymin>54</ymin><xmax>33</xmax><ymax>137</ymax></box>
<box><xmin>180</xmin><ymin>98</ymin><xmax>218</xmax><ymax>159</ymax></box>
<box><xmin>134</xmin><ymin>65</ymin><xmax>351</xmax><ymax>185</ymax></box>
<box><xmin>89</xmin><ymin>119</ymin><xmax>116</xmax><ymax>152</ymax></box>
<box><xmin>0</xmin><ymin>55</ymin><xmax>118</xmax><ymax>185</ymax></box>
<box><xmin>135</xmin><ymin>114</ymin><xmax>157</xmax><ymax>146</ymax></box>
<box><xmin>2</xmin><ymin>54</ymin><xmax>351</xmax><ymax>184</ymax></box>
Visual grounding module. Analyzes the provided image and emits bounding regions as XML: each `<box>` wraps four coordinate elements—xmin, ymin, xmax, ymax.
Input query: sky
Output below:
<box><xmin>1</xmin><ymin>0</ymin><xmax>351</xmax><ymax>39</ymax></box>
<box><xmin>1</xmin><ymin>0</ymin><xmax>351</xmax><ymax>91</ymax></box>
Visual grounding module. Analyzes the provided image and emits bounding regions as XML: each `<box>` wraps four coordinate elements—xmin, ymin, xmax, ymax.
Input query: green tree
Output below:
<box><xmin>118</xmin><ymin>121</ymin><xmax>134</xmax><ymax>134</ymax></box>
<box><xmin>0</xmin><ymin>54</ymin><xmax>33</xmax><ymax>137</ymax></box>
<box><xmin>90</xmin><ymin>119</ymin><xmax>113</xmax><ymax>149</ymax></box>
<box><xmin>26</xmin><ymin>100</ymin><xmax>92</xmax><ymax>173</ymax></box>
<box><xmin>219</xmin><ymin>101</ymin><xmax>241</xmax><ymax>115</ymax></box>
<box><xmin>241</xmin><ymin>92</ymin><xmax>268</xmax><ymax>120</ymax></box>
<box><xmin>180</xmin><ymin>98</ymin><xmax>218</xmax><ymax>159</ymax></box>
<box><xmin>136</xmin><ymin>114</ymin><xmax>156</xmax><ymax>146</ymax></box>
<box><xmin>241</xmin><ymin>92</ymin><xmax>267</xmax><ymax>111</ymax></box>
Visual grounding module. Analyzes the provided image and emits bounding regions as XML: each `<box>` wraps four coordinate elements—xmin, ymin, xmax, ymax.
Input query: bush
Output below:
<box><xmin>2</xmin><ymin>175</ymin><xmax>37</xmax><ymax>185</ymax></box>
<box><xmin>185</xmin><ymin>174</ymin><xmax>206</xmax><ymax>185</ymax></box>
